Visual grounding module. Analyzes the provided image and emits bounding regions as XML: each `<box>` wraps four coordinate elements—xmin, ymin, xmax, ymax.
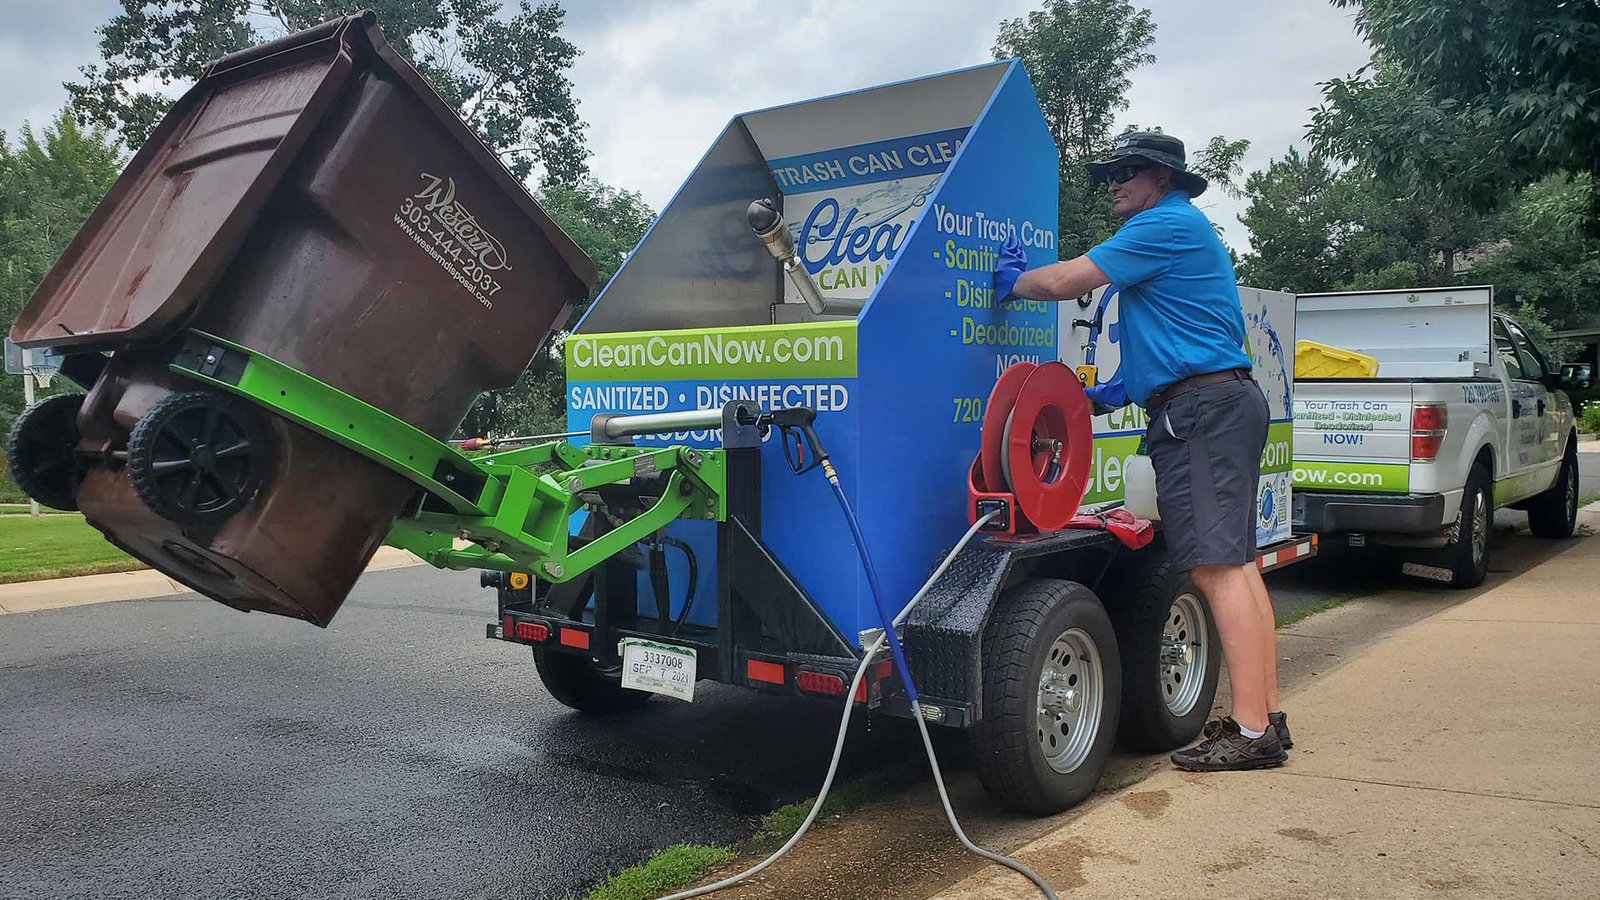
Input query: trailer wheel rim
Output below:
<box><xmin>1161</xmin><ymin>592</ymin><xmax>1207</xmax><ymax>716</ymax></box>
<box><xmin>1036</xmin><ymin>627</ymin><xmax>1103</xmax><ymax>774</ymax></box>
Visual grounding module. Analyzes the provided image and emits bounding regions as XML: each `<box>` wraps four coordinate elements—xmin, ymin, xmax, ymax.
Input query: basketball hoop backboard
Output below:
<box><xmin>5</xmin><ymin>339</ymin><xmax>62</xmax><ymax>384</ymax></box>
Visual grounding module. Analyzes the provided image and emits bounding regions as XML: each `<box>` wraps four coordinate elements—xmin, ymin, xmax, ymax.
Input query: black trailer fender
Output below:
<box><xmin>897</xmin><ymin>528</ymin><xmax>1122</xmax><ymax>727</ymax></box>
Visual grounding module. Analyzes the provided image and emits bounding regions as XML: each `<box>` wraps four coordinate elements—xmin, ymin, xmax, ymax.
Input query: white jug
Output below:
<box><xmin>1124</xmin><ymin>454</ymin><xmax>1160</xmax><ymax>521</ymax></box>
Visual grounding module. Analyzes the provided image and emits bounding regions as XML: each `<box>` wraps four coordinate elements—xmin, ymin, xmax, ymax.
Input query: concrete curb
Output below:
<box><xmin>0</xmin><ymin>546</ymin><xmax>425</xmax><ymax>615</ymax></box>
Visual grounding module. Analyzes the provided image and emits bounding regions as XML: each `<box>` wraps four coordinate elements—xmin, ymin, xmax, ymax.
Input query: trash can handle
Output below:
<box><xmin>207</xmin><ymin>10</ymin><xmax>373</xmax><ymax>78</ymax></box>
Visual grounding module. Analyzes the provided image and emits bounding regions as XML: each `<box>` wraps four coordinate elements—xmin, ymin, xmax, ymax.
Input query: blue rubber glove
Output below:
<box><xmin>992</xmin><ymin>229</ymin><xmax>1027</xmax><ymax>302</ymax></box>
<box><xmin>1084</xmin><ymin>375</ymin><xmax>1128</xmax><ymax>416</ymax></box>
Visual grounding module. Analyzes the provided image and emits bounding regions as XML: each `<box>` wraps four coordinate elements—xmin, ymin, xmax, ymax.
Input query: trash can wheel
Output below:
<box><xmin>127</xmin><ymin>391</ymin><xmax>271</xmax><ymax>527</ymax></box>
<box><xmin>5</xmin><ymin>392</ymin><xmax>89</xmax><ymax>511</ymax></box>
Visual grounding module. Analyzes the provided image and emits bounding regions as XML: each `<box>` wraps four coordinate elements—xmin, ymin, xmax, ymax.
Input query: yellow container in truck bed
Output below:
<box><xmin>1295</xmin><ymin>340</ymin><xmax>1379</xmax><ymax>378</ymax></box>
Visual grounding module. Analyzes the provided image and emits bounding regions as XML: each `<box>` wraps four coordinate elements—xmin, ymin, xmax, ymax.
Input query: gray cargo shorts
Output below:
<box><xmin>1147</xmin><ymin>377</ymin><xmax>1269</xmax><ymax>572</ymax></box>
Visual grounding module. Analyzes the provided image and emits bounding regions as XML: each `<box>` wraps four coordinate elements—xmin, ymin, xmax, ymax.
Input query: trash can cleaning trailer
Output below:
<box><xmin>496</xmin><ymin>57</ymin><xmax>1316</xmax><ymax>818</ymax></box>
<box><xmin>7</xmin><ymin>15</ymin><xmax>1316</xmax><ymax>839</ymax></box>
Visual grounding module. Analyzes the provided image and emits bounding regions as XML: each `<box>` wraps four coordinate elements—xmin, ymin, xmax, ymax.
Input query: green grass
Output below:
<box><xmin>753</xmin><ymin>777</ymin><xmax>883</xmax><ymax>845</ymax></box>
<box><xmin>583</xmin><ymin>844</ymin><xmax>734</xmax><ymax>900</ymax></box>
<box><xmin>1275</xmin><ymin>593</ymin><xmax>1355</xmax><ymax>628</ymax></box>
<box><xmin>0</xmin><ymin>514</ymin><xmax>143</xmax><ymax>584</ymax></box>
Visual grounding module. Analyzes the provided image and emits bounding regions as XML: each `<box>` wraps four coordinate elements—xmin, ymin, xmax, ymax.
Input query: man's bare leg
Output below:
<box><xmin>1191</xmin><ymin>563</ymin><xmax>1270</xmax><ymax>734</ymax></box>
<box><xmin>1243</xmin><ymin>562</ymin><xmax>1280</xmax><ymax>712</ymax></box>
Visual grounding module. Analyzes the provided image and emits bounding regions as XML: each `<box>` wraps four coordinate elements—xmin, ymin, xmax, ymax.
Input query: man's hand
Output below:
<box><xmin>1084</xmin><ymin>375</ymin><xmax>1128</xmax><ymax>417</ymax></box>
<box><xmin>992</xmin><ymin>230</ymin><xmax>1028</xmax><ymax>302</ymax></box>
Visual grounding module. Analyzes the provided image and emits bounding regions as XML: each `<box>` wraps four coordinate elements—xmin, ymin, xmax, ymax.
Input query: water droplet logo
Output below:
<box><xmin>1258</xmin><ymin>481</ymin><xmax>1278</xmax><ymax>529</ymax></box>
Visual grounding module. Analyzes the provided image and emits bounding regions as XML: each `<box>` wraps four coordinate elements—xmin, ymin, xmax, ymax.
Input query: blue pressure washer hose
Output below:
<box><xmin>823</xmin><ymin>462</ymin><xmax>916</xmax><ymax>702</ymax></box>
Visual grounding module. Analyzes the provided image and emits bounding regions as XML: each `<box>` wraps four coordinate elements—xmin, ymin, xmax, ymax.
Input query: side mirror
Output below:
<box><xmin>1559</xmin><ymin>364</ymin><xmax>1593</xmax><ymax>392</ymax></box>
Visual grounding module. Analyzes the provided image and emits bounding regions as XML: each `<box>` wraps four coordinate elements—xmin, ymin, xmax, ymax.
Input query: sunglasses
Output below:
<box><xmin>1100</xmin><ymin>163</ymin><xmax>1150</xmax><ymax>186</ymax></box>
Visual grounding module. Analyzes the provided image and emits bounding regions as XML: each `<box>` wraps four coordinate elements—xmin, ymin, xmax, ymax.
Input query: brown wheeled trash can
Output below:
<box><xmin>6</xmin><ymin>12</ymin><xmax>595</xmax><ymax>625</ymax></box>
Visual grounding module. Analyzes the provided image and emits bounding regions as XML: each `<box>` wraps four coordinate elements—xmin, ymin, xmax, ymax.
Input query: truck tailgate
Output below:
<box><xmin>1293</xmin><ymin>382</ymin><xmax>1413</xmax><ymax>493</ymax></box>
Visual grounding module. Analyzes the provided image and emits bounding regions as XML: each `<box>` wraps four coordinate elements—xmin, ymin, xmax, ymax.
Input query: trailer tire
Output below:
<box><xmin>533</xmin><ymin>649</ymin><xmax>653</xmax><ymax>715</ymax></box>
<box><xmin>1527</xmin><ymin>446</ymin><xmax>1578</xmax><ymax>539</ymax></box>
<box><xmin>972</xmin><ymin>578</ymin><xmax>1120</xmax><ymax>815</ymax></box>
<box><xmin>1108</xmin><ymin>553</ymin><xmax>1221</xmax><ymax>752</ymax></box>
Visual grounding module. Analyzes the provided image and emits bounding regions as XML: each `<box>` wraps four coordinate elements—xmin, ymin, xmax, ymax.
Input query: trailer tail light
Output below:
<box><xmin>1412</xmin><ymin>404</ymin><xmax>1447</xmax><ymax>461</ymax></box>
<box><xmin>796</xmin><ymin>670</ymin><xmax>848</xmax><ymax>697</ymax></box>
<box><xmin>559</xmin><ymin>627</ymin><xmax>590</xmax><ymax>650</ymax></box>
<box><xmin>515</xmin><ymin>620</ymin><xmax>549</xmax><ymax>643</ymax></box>
<box><xmin>746</xmin><ymin>659</ymin><xmax>787</xmax><ymax>686</ymax></box>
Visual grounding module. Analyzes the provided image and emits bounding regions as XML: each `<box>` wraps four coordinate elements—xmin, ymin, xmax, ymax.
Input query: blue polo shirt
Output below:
<box><xmin>1085</xmin><ymin>191</ymin><xmax>1250</xmax><ymax>407</ymax></box>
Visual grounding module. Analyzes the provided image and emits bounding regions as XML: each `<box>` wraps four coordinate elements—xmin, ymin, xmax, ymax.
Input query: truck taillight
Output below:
<box><xmin>516</xmin><ymin>620</ymin><xmax>549</xmax><ymax>643</ymax></box>
<box><xmin>1412</xmin><ymin>404</ymin><xmax>1447</xmax><ymax>460</ymax></box>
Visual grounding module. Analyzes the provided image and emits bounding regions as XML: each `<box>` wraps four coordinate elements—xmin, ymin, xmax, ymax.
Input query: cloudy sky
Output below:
<box><xmin>1</xmin><ymin>0</ymin><xmax>1371</xmax><ymax>251</ymax></box>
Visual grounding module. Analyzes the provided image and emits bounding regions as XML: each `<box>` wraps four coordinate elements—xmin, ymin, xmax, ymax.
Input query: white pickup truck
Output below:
<box><xmin>1290</xmin><ymin>286</ymin><xmax>1583</xmax><ymax>587</ymax></box>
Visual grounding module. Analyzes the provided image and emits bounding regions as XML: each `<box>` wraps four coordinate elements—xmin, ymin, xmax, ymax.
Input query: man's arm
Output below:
<box><xmin>992</xmin><ymin>230</ymin><xmax>1111</xmax><ymax>303</ymax></box>
<box><xmin>1010</xmin><ymin>255</ymin><xmax>1111</xmax><ymax>303</ymax></box>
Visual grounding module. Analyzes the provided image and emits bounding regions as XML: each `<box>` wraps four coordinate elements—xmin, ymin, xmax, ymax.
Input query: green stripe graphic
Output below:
<box><xmin>1292</xmin><ymin>460</ymin><xmax>1410</xmax><ymax>493</ymax></box>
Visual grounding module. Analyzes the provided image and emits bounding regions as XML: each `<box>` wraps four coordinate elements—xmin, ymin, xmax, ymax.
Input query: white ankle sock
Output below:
<box><xmin>1238</xmin><ymin>723</ymin><xmax>1266</xmax><ymax>740</ymax></box>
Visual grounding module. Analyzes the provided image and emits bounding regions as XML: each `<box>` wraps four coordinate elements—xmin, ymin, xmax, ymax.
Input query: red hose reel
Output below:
<box><xmin>967</xmin><ymin>361</ymin><xmax>1094</xmax><ymax>534</ymax></box>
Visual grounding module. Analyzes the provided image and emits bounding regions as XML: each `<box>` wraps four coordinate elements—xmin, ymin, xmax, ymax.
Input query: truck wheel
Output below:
<box><xmin>1433</xmin><ymin>462</ymin><xmax>1492</xmax><ymax>589</ymax></box>
<box><xmin>1109</xmin><ymin>553</ymin><xmax>1221</xmax><ymax>752</ymax></box>
<box><xmin>972</xmin><ymin>578</ymin><xmax>1120</xmax><ymax>815</ymax></box>
<box><xmin>533</xmin><ymin>649</ymin><xmax>653</xmax><ymax>715</ymax></box>
<box><xmin>1527</xmin><ymin>448</ymin><xmax>1579</xmax><ymax>539</ymax></box>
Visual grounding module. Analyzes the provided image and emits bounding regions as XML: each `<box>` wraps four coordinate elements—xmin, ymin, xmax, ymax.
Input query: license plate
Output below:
<box><xmin>620</xmin><ymin>638</ymin><xmax>697</xmax><ymax>702</ymax></box>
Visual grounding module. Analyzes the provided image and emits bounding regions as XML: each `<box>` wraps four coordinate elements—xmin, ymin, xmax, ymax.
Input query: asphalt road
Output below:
<box><xmin>2</xmin><ymin>448</ymin><xmax>1594</xmax><ymax>899</ymax></box>
<box><xmin>0</xmin><ymin>565</ymin><xmax>916</xmax><ymax>900</ymax></box>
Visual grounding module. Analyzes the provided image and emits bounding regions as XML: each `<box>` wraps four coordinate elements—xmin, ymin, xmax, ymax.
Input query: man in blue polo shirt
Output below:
<box><xmin>993</xmin><ymin>132</ymin><xmax>1289</xmax><ymax>772</ymax></box>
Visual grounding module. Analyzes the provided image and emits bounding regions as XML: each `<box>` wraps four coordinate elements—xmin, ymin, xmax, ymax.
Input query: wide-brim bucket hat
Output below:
<box><xmin>1087</xmin><ymin>131</ymin><xmax>1208</xmax><ymax>198</ymax></box>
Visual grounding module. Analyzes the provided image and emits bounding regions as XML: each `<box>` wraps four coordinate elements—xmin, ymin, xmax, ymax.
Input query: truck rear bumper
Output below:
<box><xmin>1292</xmin><ymin>490</ymin><xmax>1448</xmax><ymax>534</ymax></box>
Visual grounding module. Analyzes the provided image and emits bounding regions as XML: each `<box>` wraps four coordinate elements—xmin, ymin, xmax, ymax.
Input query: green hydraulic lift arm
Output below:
<box><xmin>166</xmin><ymin>329</ymin><xmax>728</xmax><ymax>585</ymax></box>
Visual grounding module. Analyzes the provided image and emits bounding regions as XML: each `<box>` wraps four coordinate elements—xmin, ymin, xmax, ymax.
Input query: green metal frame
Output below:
<box><xmin>168</xmin><ymin>330</ymin><xmax>726</xmax><ymax>583</ymax></box>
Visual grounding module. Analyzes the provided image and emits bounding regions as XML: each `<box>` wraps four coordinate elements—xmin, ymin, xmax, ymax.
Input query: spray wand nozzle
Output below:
<box><xmin>747</xmin><ymin>199</ymin><xmax>863</xmax><ymax>317</ymax></box>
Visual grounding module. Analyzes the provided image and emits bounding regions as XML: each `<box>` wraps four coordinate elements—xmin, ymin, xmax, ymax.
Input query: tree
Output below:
<box><xmin>1470</xmin><ymin>172</ymin><xmax>1600</xmax><ymax>362</ymax></box>
<box><xmin>66</xmin><ymin>0</ymin><xmax>588</xmax><ymax>183</ymax></box>
<box><xmin>1310</xmin><ymin>0</ymin><xmax>1600</xmax><ymax>222</ymax></box>
<box><xmin>0</xmin><ymin>112</ymin><xmax>125</xmax><ymax>496</ymax></box>
<box><xmin>536</xmin><ymin>178</ymin><xmax>656</xmax><ymax>293</ymax></box>
<box><xmin>994</xmin><ymin>0</ymin><xmax>1156</xmax><ymax>257</ymax></box>
<box><xmin>1237</xmin><ymin>148</ymin><xmax>1487</xmax><ymax>293</ymax></box>
<box><xmin>459</xmin><ymin>178</ymin><xmax>655</xmax><ymax>437</ymax></box>
<box><xmin>994</xmin><ymin>4</ymin><xmax>1252</xmax><ymax>256</ymax></box>
<box><xmin>1188</xmin><ymin>135</ymin><xmax>1251</xmax><ymax>200</ymax></box>
<box><xmin>1235</xmin><ymin>148</ymin><xmax>1343</xmax><ymax>292</ymax></box>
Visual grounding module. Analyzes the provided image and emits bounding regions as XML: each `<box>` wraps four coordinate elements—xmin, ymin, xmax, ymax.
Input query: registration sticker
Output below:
<box><xmin>620</xmin><ymin>638</ymin><xmax>697</xmax><ymax>702</ymax></box>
